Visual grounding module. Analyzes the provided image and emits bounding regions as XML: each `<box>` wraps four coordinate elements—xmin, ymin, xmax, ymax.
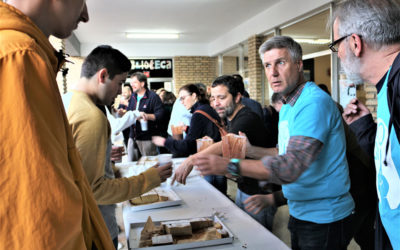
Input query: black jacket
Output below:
<box><xmin>129</xmin><ymin>89</ymin><xmax>164</xmax><ymax>140</ymax></box>
<box><xmin>164</xmin><ymin>102</ymin><xmax>221</xmax><ymax>157</ymax></box>
<box><xmin>349</xmin><ymin>52</ymin><xmax>400</xmax><ymax>158</ymax></box>
<box><xmin>227</xmin><ymin>106</ymin><xmax>280</xmax><ymax>195</ymax></box>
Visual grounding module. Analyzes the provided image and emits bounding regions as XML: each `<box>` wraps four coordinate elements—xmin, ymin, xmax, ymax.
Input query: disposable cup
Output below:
<box><xmin>196</xmin><ymin>138</ymin><xmax>213</xmax><ymax>152</ymax></box>
<box><xmin>111</xmin><ymin>145</ymin><xmax>125</xmax><ymax>163</ymax></box>
<box><xmin>222</xmin><ymin>134</ymin><xmax>246</xmax><ymax>159</ymax></box>
<box><xmin>171</xmin><ymin>125</ymin><xmax>185</xmax><ymax>140</ymax></box>
<box><xmin>158</xmin><ymin>153</ymin><xmax>173</xmax><ymax>166</ymax></box>
<box><xmin>140</xmin><ymin>120</ymin><xmax>148</xmax><ymax>131</ymax></box>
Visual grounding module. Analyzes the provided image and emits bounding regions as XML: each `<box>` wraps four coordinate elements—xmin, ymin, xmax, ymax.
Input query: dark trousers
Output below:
<box><xmin>113</xmin><ymin>237</ymin><xmax>118</xmax><ymax>250</ymax></box>
<box><xmin>204</xmin><ymin>175</ymin><xmax>227</xmax><ymax>195</ymax></box>
<box><xmin>288</xmin><ymin>213</ymin><xmax>354</xmax><ymax>250</ymax></box>
<box><xmin>351</xmin><ymin>196</ymin><xmax>376</xmax><ymax>250</ymax></box>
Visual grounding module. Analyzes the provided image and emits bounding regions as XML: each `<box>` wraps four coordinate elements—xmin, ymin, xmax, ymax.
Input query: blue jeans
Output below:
<box><xmin>235</xmin><ymin>189</ymin><xmax>277</xmax><ymax>231</ymax></box>
<box><xmin>204</xmin><ymin>175</ymin><xmax>227</xmax><ymax>195</ymax></box>
<box><xmin>288</xmin><ymin>213</ymin><xmax>354</xmax><ymax>250</ymax></box>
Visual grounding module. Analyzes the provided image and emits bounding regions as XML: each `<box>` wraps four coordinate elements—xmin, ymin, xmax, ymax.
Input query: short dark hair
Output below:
<box><xmin>211</xmin><ymin>75</ymin><xmax>241</xmax><ymax>99</ymax></box>
<box><xmin>194</xmin><ymin>83</ymin><xmax>207</xmax><ymax>92</ymax></box>
<box><xmin>129</xmin><ymin>71</ymin><xmax>148</xmax><ymax>89</ymax></box>
<box><xmin>162</xmin><ymin>91</ymin><xmax>176</xmax><ymax>105</ymax></box>
<box><xmin>81</xmin><ymin>45</ymin><xmax>131</xmax><ymax>79</ymax></box>
<box><xmin>179</xmin><ymin>84</ymin><xmax>208</xmax><ymax>104</ymax></box>
<box><xmin>232</xmin><ymin>74</ymin><xmax>245</xmax><ymax>95</ymax></box>
<box><xmin>318</xmin><ymin>83</ymin><xmax>331</xmax><ymax>96</ymax></box>
<box><xmin>271</xmin><ymin>92</ymin><xmax>283</xmax><ymax>104</ymax></box>
<box><xmin>123</xmin><ymin>83</ymin><xmax>133</xmax><ymax>93</ymax></box>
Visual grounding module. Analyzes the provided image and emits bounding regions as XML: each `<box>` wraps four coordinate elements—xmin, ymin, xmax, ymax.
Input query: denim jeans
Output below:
<box><xmin>288</xmin><ymin>213</ymin><xmax>354</xmax><ymax>250</ymax></box>
<box><xmin>204</xmin><ymin>175</ymin><xmax>227</xmax><ymax>195</ymax></box>
<box><xmin>235</xmin><ymin>189</ymin><xmax>277</xmax><ymax>231</ymax></box>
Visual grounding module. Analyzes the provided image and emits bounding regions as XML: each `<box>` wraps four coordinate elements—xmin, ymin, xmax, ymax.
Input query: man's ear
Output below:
<box><xmin>98</xmin><ymin>68</ymin><xmax>108</xmax><ymax>84</ymax></box>
<box><xmin>350</xmin><ymin>34</ymin><xmax>363</xmax><ymax>57</ymax></box>
<box><xmin>297</xmin><ymin>60</ymin><xmax>303</xmax><ymax>72</ymax></box>
<box><xmin>235</xmin><ymin>92</ymin><xmax>242</xmax><ymax>104</ymax></box>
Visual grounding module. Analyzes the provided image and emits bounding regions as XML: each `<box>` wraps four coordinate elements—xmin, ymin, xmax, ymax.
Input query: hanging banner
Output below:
<box><xmin>130</xmin><ymin>59</ymin><xmax>173</xmax><ymax>78</ymax></box>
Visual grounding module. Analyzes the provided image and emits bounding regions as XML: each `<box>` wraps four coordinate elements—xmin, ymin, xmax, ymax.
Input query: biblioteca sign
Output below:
<box><xmin>130</xmin><ymin>59</ymin><xmax>173</xmax><ymax>78</ymax></box>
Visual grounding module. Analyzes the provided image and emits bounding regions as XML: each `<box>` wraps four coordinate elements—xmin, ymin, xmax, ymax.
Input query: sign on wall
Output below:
<box><xmin>130</xmin><ymin>59</ymin><xmax>173</xmax><ymax>78</ymax></box>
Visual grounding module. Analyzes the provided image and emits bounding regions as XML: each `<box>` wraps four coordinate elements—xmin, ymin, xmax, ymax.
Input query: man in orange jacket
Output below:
<box><xmin>0</xmin><ymin>0</ymin><xmax>114</xmax><ymax>249</ymax></box>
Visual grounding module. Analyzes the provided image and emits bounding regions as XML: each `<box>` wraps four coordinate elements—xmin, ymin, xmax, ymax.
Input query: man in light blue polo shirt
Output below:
<box><xmin>194</xmin><ymin>36</ymin><xmax>355</xmax><ymax>249</ymax></box>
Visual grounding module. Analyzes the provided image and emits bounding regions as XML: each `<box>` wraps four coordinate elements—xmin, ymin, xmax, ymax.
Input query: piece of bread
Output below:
<box><xmin>162</xmin><ymin>220</ymin><xmax>192</xmax><ymax>236</ymax></box>
<box><xmin>213</xmin><ymin>222</ymin><xmax>223</xmax><ymax>229</ymax></box>
<box><xmin>130</xmin><ymin>194</ymin><xmax>169</xmax><ymax>205</ymax></box>
<box><xmin>152</xmin><ymin>234</ymin><xmax>173</xmax><ymax>246</ymax></box>
<box><xmin>190</xmin><ymin>218</ymin><xmax>214</xmax><ymax>230</ymax></box>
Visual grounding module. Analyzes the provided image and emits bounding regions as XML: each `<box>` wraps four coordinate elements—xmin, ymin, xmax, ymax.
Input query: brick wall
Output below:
<box><xmin>222</xmin><ymin>56</ymin><xmax>238</xmax><ymax>75</ymax></box>
<box><xmin>247</xmin><ymin>35</ymin><xmax>263</xmax><ymax>102</ymax></box>
<box><xmin>173</xmin><ymin>56</ymin><xmax>217</xmax><ymax>95</ymax></box>
<box><xmin>362</xmin><ymin>84</ymin><xmax>377</xmax><ymax>120</ymax></box>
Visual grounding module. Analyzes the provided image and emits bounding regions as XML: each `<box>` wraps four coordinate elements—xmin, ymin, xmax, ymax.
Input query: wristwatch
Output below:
<box><xmin>227</xmin><ymin>158</ymin><xmax>241</xmax><ymax>177</ymax></box>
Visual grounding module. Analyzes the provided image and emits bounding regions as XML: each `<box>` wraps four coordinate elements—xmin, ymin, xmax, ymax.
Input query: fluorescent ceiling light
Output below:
<box><xmin>126</xmin><ymin>33</ymin><xmax>179</xmax><ymax>39</ymax></box>
<box><xmin>294</xmin><ymin>38</ymin><xmax>330</xmax><ymax>45</ymax></box>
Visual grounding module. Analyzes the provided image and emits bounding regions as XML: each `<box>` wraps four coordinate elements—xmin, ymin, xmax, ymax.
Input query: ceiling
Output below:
<box><xmin>71</xmin><ymin>0</ymin><xmax>332</xmax><ymax>57</ymax></box>
<box><xmin>75</xmin><ymin>0</ymin><xmax>278</xmax><ymax>47</ymax></box>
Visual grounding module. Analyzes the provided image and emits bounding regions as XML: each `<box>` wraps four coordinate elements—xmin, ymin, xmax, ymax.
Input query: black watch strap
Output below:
<box><xmin>227</xmin><ymin>158</ymin><xmax>241</xmax><ymax>177</ymax></box>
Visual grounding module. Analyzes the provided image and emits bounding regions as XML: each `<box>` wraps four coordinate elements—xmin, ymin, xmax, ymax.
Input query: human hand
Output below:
<box><xmin>111</xmin><ymin>145</ymin><xmax>124</xmax><ymax>162</ymax></box>
<box><xmin>238</xmin><ymin>131</ymin><xmax>251</xmax><ymax>156</ymax></box>
<box><xmin>140</xmin><ymin>112</ymin><xmax>148</xmax><ymax>121</ymax></box>
<box><xmin>117</xmin><ymin>108</ymin><xmax>127</xmax><ymax>117</ymax></box>
<box><xmin>201</xmin><ymin>135</ymin><xmax>213</xmax><ymax>141</ymax></box>
<box><xmin>172</xmin><ymin>156</ymin><xmax>194</xmax><ymax>185</ymax></box>
<box><xmin>152</xmin><ymin>136</ymin><xmax>166</xmax><ymax>147</ymax></box>
<box><xmin>244</xmin><ymin>194</ymin><xmax>274</xmax><ymax>214</ymax></box>
<box><xmin>154</xmin><ymin>162</ymin><xmax>173</xmax><ymax>182</ymax></box>
<box><xmin>193</xmin><ymin>155</ymin><xmax>230</xmax><ymax>176</ymax></box>
<box><xmin>342</xmin><ymin>98</ymin><xmax>370</xmax><ymax>125</ymax></box>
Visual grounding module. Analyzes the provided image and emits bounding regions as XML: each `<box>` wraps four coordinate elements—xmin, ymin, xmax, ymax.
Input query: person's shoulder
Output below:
<box><xmin>299</xmin><ymin>82</ymin><xmax>332</xmax><ymax>106</ymax></box>
<box><xmin>236</xmin><ymin>106</ymin><xmax>260</xmax><ymax>120</ymax></box>
<box><xmin>0</xmin><ymin>30</ymin><xmax>39</xmax><ymax>58</ymax></box>
<box><xmin>198</xmin><ymin>103</ymin><xmax>219</xmax><ymax>115</ymax></box>
<box><xmin>67</xmin><ymin>92</ymin><xmax>104</xmax><ymax>120</ymax></box>
<box><xmin>242</xmin><ymin>97</ymin><xmax>261</xmax><ymax>107</ymax></box>
<box><xmin>146</xmin><ymin>89</ymin><xmax>159</xmax><ymax>98</ymax></box>
<box><xmin>196</xmin><ymin>102</ymin><xmax>212</xmax><ymax>111</ymax></box>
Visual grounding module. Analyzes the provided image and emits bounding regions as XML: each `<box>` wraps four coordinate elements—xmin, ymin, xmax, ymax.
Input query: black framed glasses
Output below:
<box><xmin>328</xmin><ymin>34</ymin><xmax>351</xmax><ymax>52</ymax></box>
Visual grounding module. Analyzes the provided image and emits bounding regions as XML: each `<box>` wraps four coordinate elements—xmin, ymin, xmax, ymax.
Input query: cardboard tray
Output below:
<box><xmin>128</xmin><ymin>215</ymin><xmax>234</xmax><ymax>249</ymax></box>
<box><xmin>127</xmin><ymin>187</ymin><xmax>183</xmax><ymax>212</ymax></box>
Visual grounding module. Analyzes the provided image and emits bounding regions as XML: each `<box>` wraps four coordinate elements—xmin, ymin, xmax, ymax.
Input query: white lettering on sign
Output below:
<box><xmin>133</xmin><ymin>59</ymin><xmax>172</xmax><ymax>70</ymax></box>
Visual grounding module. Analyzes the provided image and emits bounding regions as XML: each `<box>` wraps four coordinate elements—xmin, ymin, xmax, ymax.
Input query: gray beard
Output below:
<box><xmin>224</xmin><ymin>101</ymin><xmax>237</xmax><ymax>118</ymax></box>
<box><xmin>341</xmin><ymin>46</ymin><xmax>364</xmax><ymax>85</ymax></box>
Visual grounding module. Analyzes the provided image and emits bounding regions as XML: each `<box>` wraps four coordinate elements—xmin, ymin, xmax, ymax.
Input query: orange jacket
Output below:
<box><xmin>0</xmin><ymin>3</ymin><xmax>114</xmax><ymax>249</ymax></box>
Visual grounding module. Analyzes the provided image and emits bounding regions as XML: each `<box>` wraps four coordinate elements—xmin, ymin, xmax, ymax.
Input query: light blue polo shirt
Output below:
<box><xmin>279</xmin><ymin>82</ymin><xmax>354</xmax><ymax>223</ymax></box>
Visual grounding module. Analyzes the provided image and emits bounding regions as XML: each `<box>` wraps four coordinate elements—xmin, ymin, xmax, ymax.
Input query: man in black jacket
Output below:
<box><xmin>332</xmin><ymin>0</ymin><xmax>400</xmax><ymax>249</ymax></box>
<box><xmin>174</xmin><ymin>75</ymin><xmax>280</xmax><ymax>230</ymax></box>
<box><xmin>127</xmin><ymin>71</ymin><xmax>164</xmax><ymax>158</ymax></box>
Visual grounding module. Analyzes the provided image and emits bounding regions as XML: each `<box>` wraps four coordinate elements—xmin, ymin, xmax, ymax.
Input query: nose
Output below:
<box><xmin>271</xmin><ymin>65</ymin><xmax>279</xmax><ymax>77</ymax></box>
<box><xmin>80</xmin><ymin>3</ymin><xmax>89</xmax><ymax>23</ymax></box>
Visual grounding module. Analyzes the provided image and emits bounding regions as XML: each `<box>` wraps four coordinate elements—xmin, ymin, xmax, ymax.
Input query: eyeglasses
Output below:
<box><xmin>328</xmin><ymin>34</ymin><xmax>351</xmax><ymax>52</ymax></box>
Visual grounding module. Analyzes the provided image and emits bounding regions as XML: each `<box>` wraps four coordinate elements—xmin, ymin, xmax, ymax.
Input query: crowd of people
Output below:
<box><xmin>1</xmin><ymin>0</ymin><xmax>399</xmax><ymax>249</ymax></box>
